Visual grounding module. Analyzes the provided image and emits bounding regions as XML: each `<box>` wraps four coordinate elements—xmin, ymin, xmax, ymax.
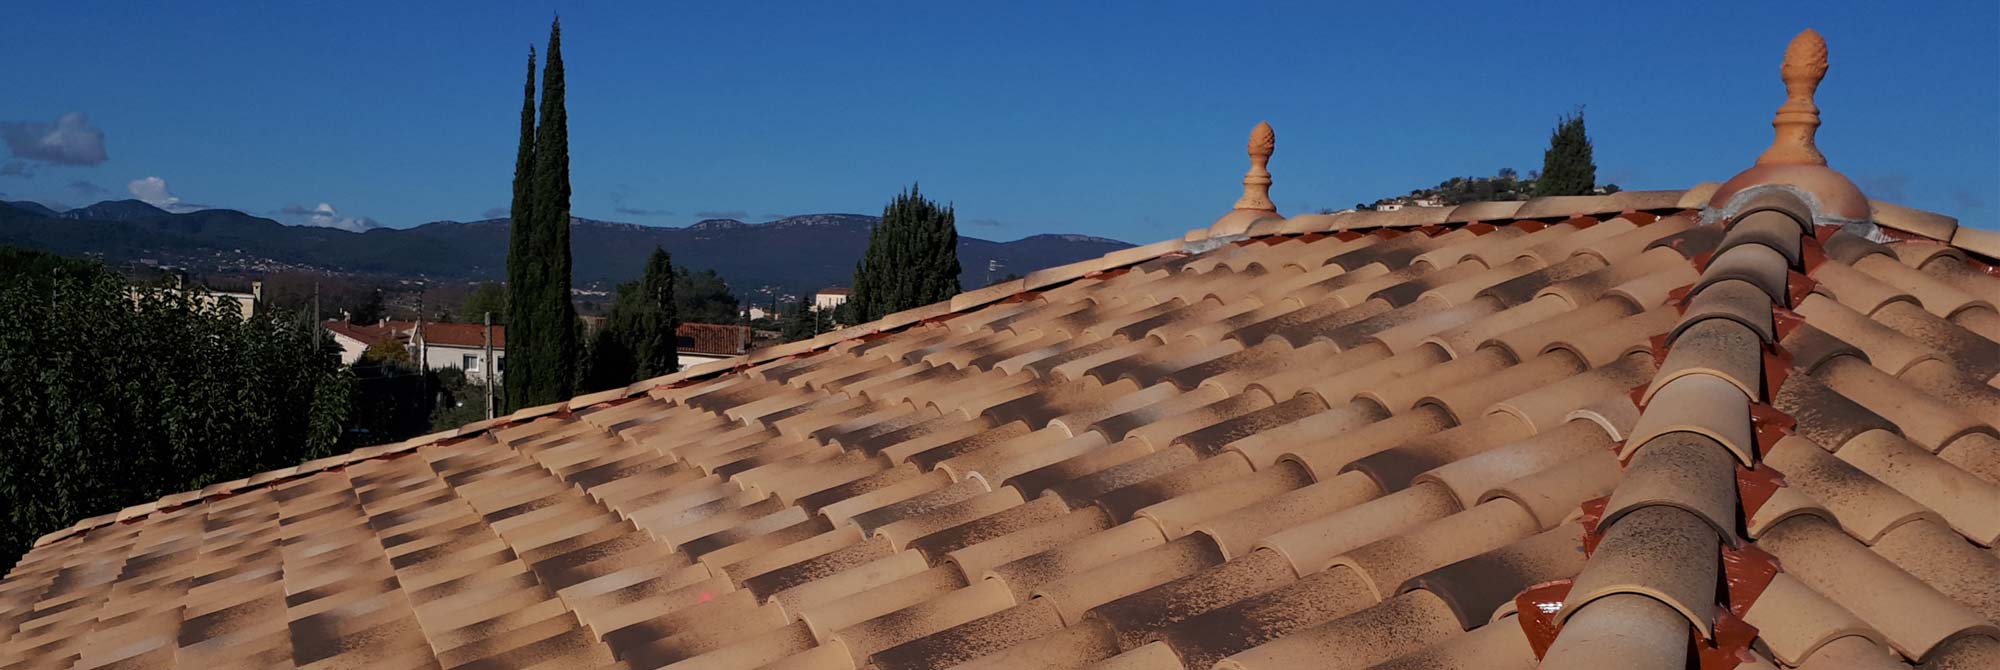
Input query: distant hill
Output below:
<box><xmin>0</xmin><ymin>201</ymin><xmax>1131</xmax><ymax>297</ymax></box>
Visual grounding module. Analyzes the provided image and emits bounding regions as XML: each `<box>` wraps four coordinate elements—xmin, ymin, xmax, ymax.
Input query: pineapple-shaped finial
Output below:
<box><xmin>1234</xmin><ymin>121</ymin><xmax>1277</xmax><ymax>211</ymax></box>
<box><xmin>1757</xmin><ymin>29</ymin><xmax>1830</xmax><ymax>166</ymax></box>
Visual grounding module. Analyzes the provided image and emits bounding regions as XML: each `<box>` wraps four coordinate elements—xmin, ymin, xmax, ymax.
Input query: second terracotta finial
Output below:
<box><xmin>1757</xmin><ymin>29</ymin><xmax>1830</xmax><ymax>166</ymax></box>
<box><xmin>1235</xmin><ymin>121</ymin><xmax>1277</xmax><ymax>211</ymax></box>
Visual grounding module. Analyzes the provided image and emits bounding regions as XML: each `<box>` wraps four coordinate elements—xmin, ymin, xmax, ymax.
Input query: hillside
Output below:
<box><xmin>0</xmin><ymin>201</ymin><xmax>1131</xmax><ymax>297</ymax></box>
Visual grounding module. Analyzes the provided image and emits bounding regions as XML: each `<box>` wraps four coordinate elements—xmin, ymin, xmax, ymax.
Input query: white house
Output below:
<box><xmin>814</xmin><ymin>287</ymin><xmax>851</xmax><ymax>311</ymax></box>
<box><xmin>411</xmin><ymin>322</ymin><xmax>506</xmax><ymax>383</ymax></box>
<box><xmin>322</xmin><ymin>319</ymin><xmax>413</xmax><ymax>365</ymax></box>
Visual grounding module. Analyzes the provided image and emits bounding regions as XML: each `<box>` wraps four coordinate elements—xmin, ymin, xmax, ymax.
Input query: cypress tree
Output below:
<box><xmin>632</xmin><ymin>248</ymin><xmax>678</xmax><ymax>377</ymax></box>
<box><xmin>848</xmin><ymin>183</ymin><xmax>960</xmax><ymax>323</ymax></box>
<box><xmin>1533</xmin><ymin>109</ymin><xmax>1596</xmax><ymax>197</ymax></box>
<box><xmin>503</xmin><ymin>46</ymin><xmax>536</xmax><ymax>410</ymax></box>
<box><xmin>521</xmin><ymin>17</ymin><xmax>577</xmax><ymax>406</ymax></box>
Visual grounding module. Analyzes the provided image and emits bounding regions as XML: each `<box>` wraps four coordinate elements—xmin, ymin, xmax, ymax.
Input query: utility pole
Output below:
<box><xmin>483</xmin><ymin>311</ymin><xmax>495</xmax><ymax>420</ymax></box>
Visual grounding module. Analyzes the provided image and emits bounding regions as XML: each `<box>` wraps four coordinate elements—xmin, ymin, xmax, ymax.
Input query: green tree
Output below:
<box><xmin>630</xmin><ymin>249</ymin><xmax>679</xmax><ymax>377</ymax></box>
<box><xmin>461</xmin><ymin>282</ymin><xmax>508</xmax><ymax>324</ymax></box>
<box><xmin>674</xmin><ymin>267</ymin><xmax>739</xmax><ymax>325</ymax></box>
<box><xmin>583</xmin><ymin>248</ymin><xmax>682</xmax><ymax>391</ymax></box>
<box><xmin>779</xmin><ymin>298</ymin><xmax>821</xmax><ymax>343</ymax></box>
<box><xmin>360</xmin><ymin>337</ymin><xmax>412</xmax><ymax>364</ymax></box>
<box><xmin>1533</xmin><ymin>109</ymin><xmax>1596</xmax><ymax>197</ymax></box>
<box><xmin>508</xmin><ymin>19</ymin><xmax>579</xmax><ymax>409</ymax></box>
<box><xmin>0</xmin><ymin>247</ymin><xmax>353</xmax><ymax>561</ymax></box>
<box><xmin>504</xmin><ymin>44</ymin><xmax>538</xmax><ymax>410</ymax></box>
<box><xmin>348</xmin><ymin>289</ymin><xmax>387</xmax><ymax>325</ymax></box>
<box><xmin>849</xmin><ymin>183</ymin><xmax>961</xmax><ymax>323</ymax></box>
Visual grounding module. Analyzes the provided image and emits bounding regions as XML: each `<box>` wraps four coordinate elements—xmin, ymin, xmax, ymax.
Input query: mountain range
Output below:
<box><xmin>0</xmin><ymin>200</ymin><xmax>1131</xmax><ymax>296</ymax></box>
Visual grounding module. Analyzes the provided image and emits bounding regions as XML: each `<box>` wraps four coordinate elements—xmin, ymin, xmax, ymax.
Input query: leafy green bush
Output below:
<box><xmin>0</xmin><ymin>246</ymin><xmax>352</xmax><ymax>563</ymax></box>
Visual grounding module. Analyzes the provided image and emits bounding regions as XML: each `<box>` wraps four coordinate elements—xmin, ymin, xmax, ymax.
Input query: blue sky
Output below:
<box><xmin>2</xmin><ymin>1</ymin><xmax>1994</xmax><ymax>242</ymax></box>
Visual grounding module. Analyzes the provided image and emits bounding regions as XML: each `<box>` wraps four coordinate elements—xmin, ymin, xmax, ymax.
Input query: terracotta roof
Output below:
<box><xmin>6</xmin><ymin>28</ymin><xmax>1999</xmax><ymax>670</ymax></box>
<box><xmin>681</xmin><ymin>323</ymin><xmax>752</xmax><ymax>356</ymax></box>
<box><xmin>419</xmin><ymin>321</ymin><xmax>506</xmax><ymax>349</ymax></box>
<box><xmin>819</xmin><ymin>287</ymin><xmax>852</xmax><ymax>296</ymax></box>
<box><xmin>321</xmin><ymin>319</ymin><xmax>411</xmax><ymax>346</ymax></box>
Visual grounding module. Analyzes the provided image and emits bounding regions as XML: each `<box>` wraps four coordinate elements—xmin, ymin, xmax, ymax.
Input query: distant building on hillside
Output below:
<box><xmin>814</xmin><ymin>287</ymin><xmax>850</xmax><ymax>311</ymax></box>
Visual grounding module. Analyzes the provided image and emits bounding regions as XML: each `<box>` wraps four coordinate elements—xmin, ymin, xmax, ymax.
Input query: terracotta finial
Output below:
<box><xmin>1234</xmin><ymin>121</ymin><xmax>1277</xmax><ymax>211</ymax></box>
<box><xmin>1757</xmin><ymin>29</ymin><xmax>1829</xmax><ymax>166</ymax></box>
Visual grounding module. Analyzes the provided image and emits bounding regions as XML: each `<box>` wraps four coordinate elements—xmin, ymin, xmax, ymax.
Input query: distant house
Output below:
<box><xmin>411</xmin><ymin>322</ymin><xmax>506</xmax><ymax>383</ymax></box>
<box><xmin>814</xmin><ymin>287</ymin><xmax>850</xmax><ymax>311</ymax></box>
<box><xmin>321</xmin><ymin>319</ymin><xmax>412</xmax><ymax>365</ymax></box>
<box><xmin>325</xmin><ymin>319</ymin><xmax>740</xmax><ymax>376</ymax></box>
<box><xmin>677</xmin><ymin>323</ymin><xmax>750</xmax><ymax>368</ymax></box>
<box><xmin>131</xmin><ymin>280</ymin><xmax>262</xmax><ymax>321</ymax></box>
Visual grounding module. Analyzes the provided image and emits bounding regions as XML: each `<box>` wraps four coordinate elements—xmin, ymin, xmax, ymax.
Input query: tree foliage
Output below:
<box><xmin>779</xmin><ymin>298</ymin><xmax>828</xmax><ymax>343</ymax></box>
<box><xmin>674</xmin><ymin>267</ymin><xmax>740</xmax><ymax>325</ymax></box>
<box><xmin>582</xmin><ymin>248</ymin><xmax>681</xmax><ymax>391</ymax></box>
<box><xmin>461</xmin><ymin>282</ymin><xmax>508</xmax><ymax>324</ymax></box>
<box><xmin>847</xmin><ymin>183</ymin><xmax>960</xmax><ymax>324</ymax></box>
<box><xmin>505</xmin><ymin>19</ymin><xmax>578</xmax><ymax>410</ymax></box>
<box><xmin>1534</xmin><ymin>109</ymin><xmax>1596</xmax><ymax>197</ymax></box>
<box><xmin>0</xmin><ymin>246</ymin><xmax>352</xmax><ymax>562</ymax></box>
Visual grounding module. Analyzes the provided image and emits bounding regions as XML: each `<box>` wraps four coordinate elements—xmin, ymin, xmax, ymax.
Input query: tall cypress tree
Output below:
<box><xmin>520</xmin><ymin>17</ymin><xmax>578</xmax><ymax>406</ymax></box>
<box><xmin>632</xmin><ymin>248</ymin><xmax>678</xmax><ymax>377</ymax></box>
<box><xmin>503</xmin><ymin>46</ymin><xmax>536</xmax><ymax>410</ymax></box>
<box><xmin>1533</xmin><ymin>109</ymin><xmax>1596</xmax><ymax>197</ymax></box>
<box><xmin>848</xmin><ymin>183</ymin><xmax>960</xmax><ymax>323</ymax></box>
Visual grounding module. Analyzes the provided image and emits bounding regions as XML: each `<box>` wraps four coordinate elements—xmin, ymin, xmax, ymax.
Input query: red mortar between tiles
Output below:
<box><xmin>1760</xmin><ymin>351</ymin><xmax>1793</xmax><ymax>404</ymax></box>
<box><xmin>1564</xmin><ymin>215</ymin><xmax>1602</xmax><ymax>230</ymax></box>
<box><xmin>1749</xmin><ymin>405</ymin><xmax>1796</xmax><ymax>461</ymax></box>
<box><xmin>1719</xmin><ymin>544</ymin><xmax>1781</xmax><ymax>618</ymax></box>
<box><xmin>1335</xmin><ymin>231</ymin><xmax>1368</xmax><ymax>241</ymax></box>
<box><xmin>1800</xmin><ymin>237</ymin><xmax>1829</xmax><ymax>274</ymax></box>
<box><xmin>1577</xmin><ymin>497</ymin><xmax>1609</xmax><ymax>555</ymax></box>
<box><xmin>1001</xmin><ymin>291</ymin><xmax>1044</xmax><ymax>304</ymax></box>
<box><xmin>1770</xmin><ymin>307</ymin><xmax>1805</xmax><ymax>342</ymax></box>
<box><xmin>1514</xmin><ymin>579</ymin><xmax>1575</xmax><ymax>659</ymax></box>
<box><xmin>1694</xmin><ymin>607</ymin><xmax>1760</xmax><ymax>670</ymax></box>
<box><xmin>1782</xmin><ymin>272</ymin><xmax>1817</xmax><ymax>308</ymax></box>
<box><xmin>1514</xmin><ymin>221</ymin><xmax>1547</xmax><ymax>233</ymax></box>
<box><xmin>1691</xmin><ymin>250</ymin><xmax>1718</xmax><ymax>274</ymax></box>
<box><xmin>1736</xmin><ymin>464</ymin><xmax>1784</xmax><ymax>528</ymax></box>
<box><xmin>1646</xmin><ymin>335</ymin><xmax>1672</xmax><ymax>372</ymax></box>
<box><xmin>919</xmin><ymin>311</ymin><xmax>969</xmax><ymax>326</ymax></box>
<box><xmin>1668</xmin><ymin>284</ymin><xmax>1695</xmax><ymax>313</ymax></box>
<box><xmin>1464</xmin><ymin>222</ymin><xmax>1498</xmax><ymax>235</ymax></box>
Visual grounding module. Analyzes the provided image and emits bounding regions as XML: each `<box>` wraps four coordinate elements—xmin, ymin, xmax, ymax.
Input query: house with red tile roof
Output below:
<box><xmin>678</xmin><ymin>322</ymin><xmax>752</xmax><ymax>368</ymax></box>
<box><xmin>321</xmin><ymin>318</ymin><xmax>415</xmax><ymax>364</ymax></box>
<box><xmin>6</xmin><ymin>29</ymin><xmax>1999</xmax><ymax>670</ymax></box>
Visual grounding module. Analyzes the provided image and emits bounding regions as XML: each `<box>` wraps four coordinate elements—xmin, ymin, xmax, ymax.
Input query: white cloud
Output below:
<box><xmin>277</xmin><ymin>202</ymin><xmax>380</xmax><ymax>232</ymax></box>
<box><xmin>1</xmin><ymin>113</ymin><xmax>109</xmax><ymax>166</ymax></box>
<box><xmin>128</xmin><ymin>176</ymin><xmax>207</xmax><ymax>213</ymax></box>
